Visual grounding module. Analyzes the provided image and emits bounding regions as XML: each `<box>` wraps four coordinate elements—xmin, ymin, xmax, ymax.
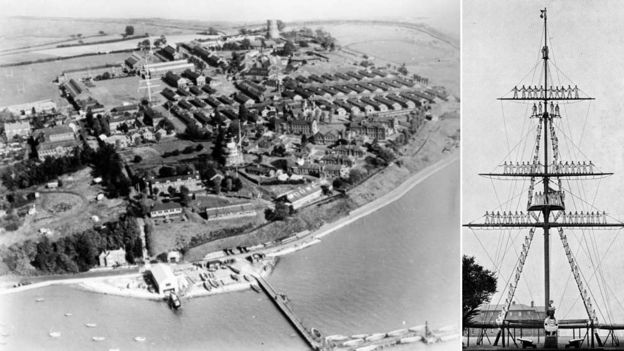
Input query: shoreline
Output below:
<box><xmin>314</xmin><ymin>152</ymin><xmax>458</xmax><ymax>241</ymax></box>
<box><xmin>0</xmin><ymin>151</ymin><xmax>458</xmax><ymax>297</ymax></box>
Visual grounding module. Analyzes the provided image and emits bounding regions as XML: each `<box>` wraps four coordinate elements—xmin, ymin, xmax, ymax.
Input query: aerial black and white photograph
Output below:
<box><xmin>0</xmin><ymin>0</ymin><xmax>459</xmax><ymax>350</ymax></box>
<box><xmin>463</xmin><ymin>0</ymin><xmax>624</xmax><ymax>349</ymax></box>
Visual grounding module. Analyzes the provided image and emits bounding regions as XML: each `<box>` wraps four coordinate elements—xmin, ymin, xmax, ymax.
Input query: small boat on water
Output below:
<box><xmin>209</xmin><ymin>280</ymin><xmax>219</xmax><ymax>288</ymax></box>
<box><xmin>436</xmin><ymin>325</ymin><xmax>455</xmax><ymax>332</ymax></box>
<box><xmin>203</xmin><ymin>282</ymin><xmax>211</xmax><ymax>291</ymax></box>
<box><xmin>134</xmin><ymin>336</ymin><xmax>146</xmax><ymax>342</ymax></box>
<box><xmin>311</xmin><ymin>328</ymin><xmax>322</xmax><ymax>339</ymax></box>
<box><xmin>408</xmin><ymin>325</ymin><xmax>425</xmax><ymax>333</ymax></box>
<box><xmin>365</xmin><ymin>333</ymin><xmax>386</xmax><ymax>342</ymax></box>
<box><xmin>342</xmin><ymin>338</ymin><xmax>364</xmax><ymax>347</ymax></box>
<box><xmin>85</xmin><ymin>323</ymin><xmax>97</xmax><ymax>328</ymax></box>
<box><xmin>326</xmin><ymin>335</ymin><xmax>349</xmax><ymax>342</ymax></box>
<box><xmin>35</xmin><ymin>298</ymin><xmax>44</xmax><ymax>302</ymax></box>
<box><xmin>250</xmin><ymin>284</ymin><xmax>261</xmax><ymax>293</ymax></box>
<box><xmin>49</xmin><ymin>331</ymin><xmax>61</xmax><ymax>338</ymax></box>
<box><xmin>355</xmin><ymin>346</ymin><xmax>378</xmax><ymax>351</ymax></box>
<box><xmin>423</xmin><ymin>336</ymin><xmax>438</xmax><ymax>344</ymax></box>
<box><xmin>400</xmin><ymin>336</ymin><xmax>422</xmax><ymax>344</ymax></box>
<box><xmin>168</xmin><ymin>292</ymin><xmax>182</xmax><ymax>310</ymax></box>
<box><xmin>387</xmin><ymin>328</ymin><xmax>408</xmax><ymax>337</ymax></box>
<box><xmin>438</xmin><ymin>333</ymin><xmax>460</xmax><ymax>342</ymax></box>
<box><xmin>92</xmin><ymin>336</ymin><xmax>105</xmax><ymax>341</ymax></box>
<box><xmin>64</xmin><ymin>313</ymin><xmax>72</xmax><ymax>317</ymax></box>
<box><xmin>109</xmin><ymin>348</ymin><xmax>120</xmax><ymax>351</ymax></box>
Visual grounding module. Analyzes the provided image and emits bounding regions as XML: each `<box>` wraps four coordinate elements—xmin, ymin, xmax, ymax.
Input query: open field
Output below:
<box><xmin>0</xmin><ymin>52</ymin><xmax>129</xmax><ymax>106</ymax></box>
<box><xmin>148</xmin><ymin>199</ymin><xmax>267</xmax><ymax>256</ymax></box>
<box><xmin>0</xmin><ymin>168</ymin><xmax>127</xmax><ymax>247</ymax></box>
<box><xmin>88</xmin><ymin>76</ymin><xmax>148</xmax><ymax>108</ymax></box>
<box><xmin>0</xmin><ymin>17</ymin><xmax>204</xmax><ymax>51</ymax></box>
<box><xmin>120</xmin><ymin>139</ymin><xmax>214</xmax><ymax>171</ymax></box>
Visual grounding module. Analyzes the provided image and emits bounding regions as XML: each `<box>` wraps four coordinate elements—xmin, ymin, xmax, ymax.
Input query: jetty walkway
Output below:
<box><xmin>253</xmin><ymin>275</ymin><xmax>326</xmax><ymax>350</ymax></box>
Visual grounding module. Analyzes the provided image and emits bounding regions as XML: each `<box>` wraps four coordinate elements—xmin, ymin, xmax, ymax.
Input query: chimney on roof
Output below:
<box><xmin>531</xmin><ymin>300</ymin><xmax>534</xmax><ymax>307</ymax></box>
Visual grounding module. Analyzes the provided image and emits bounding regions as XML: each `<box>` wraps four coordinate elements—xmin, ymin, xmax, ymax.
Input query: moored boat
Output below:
<box><xmin>250</xmin><ymin>284</ymin><xmax>261</xmax><ymax>293</ymax></box>
<box><xmin>408</xmin><ymin>325</ymin><xmax>425</xmax><ymax>333</ymax></box>
<box><xmin>342</xmin><ymin>338</ymin><xmax>364</xmax><ymax>347</ymax></box>
<box><xmin>365</xmin><ymin>333</ymin><xmax>386</xmax><ymax>342</ymax></box>
<box><xmin>230</xmin><ymin>274</ymin><xmax>239</xmax><ymax>281</ymax></box>
<box><xmin>400</xmin><ymin>335</ymin><xmax>422</xmax><ymax>344</ymax></box>
<box><xmin>203</xmin><ymin>282</ymin><xmax>211</xmax><ymax>291</ymax></box>
<box><xmin>438</xmin><ymin>333</ymin><xmax>460</xmax><ymax>342</ymax></box>
<box><xmin>209</xmin><ymin>280</ymin><xmax>219</xmax><ymax>288</ymax></box>
<box><xmin>387</xmin><ymin>328</ymin><xmax>408</xmax><ymax>337</ymax></box>
<box><xmin>326</xmin><ymin>334</ymin><xmax>349</xmax><ymax>342</ymax></box>
<box><xmin>168</xmin><ymin>292</ymin><xmax>182</xmax><ymax>309</ymax></box>
<box><xmin>355</xmin><ymin>346</ymin><xmax>378</xmax><ymax>351</ymax></box>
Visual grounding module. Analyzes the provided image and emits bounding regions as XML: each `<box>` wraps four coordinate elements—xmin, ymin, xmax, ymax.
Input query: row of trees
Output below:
<box><xmin>0</xmin><ymin>215</ymin><xmax>142</xmax><ymax>275</ymax></box>
<box><xmin>1</xmin><ymin>143</ymin><xmax>131</xmax><ymax>198</ymax></box>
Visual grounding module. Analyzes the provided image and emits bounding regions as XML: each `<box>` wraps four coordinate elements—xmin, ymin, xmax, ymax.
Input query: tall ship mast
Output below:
<box><xmin>464</xmin><ymin>8</ymin><xmax>624</xmax><ymax>348</ymax></box>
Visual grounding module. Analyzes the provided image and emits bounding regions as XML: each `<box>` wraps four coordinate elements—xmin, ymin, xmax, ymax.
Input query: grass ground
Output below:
<box><xmin>148</xmin><ymin>198</ymin><xmax>267</xmax><ymax>256</ymax></box>
<box><xmin>88</xmin><ymin>76</ymin><xmax>146</xmax><ymax>108</ymax></box>
<box><xmin>0</xmin><ymin>53</ymin><xmax>129</xmax><ymax>106</ymax></box>
<box><xmin>120</xmin><ymin>139</ymin><xmax>214</xmax><ymax>171</ymax></box>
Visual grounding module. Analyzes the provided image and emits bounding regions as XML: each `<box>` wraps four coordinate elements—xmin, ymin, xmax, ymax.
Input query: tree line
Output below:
<box><xmin>0</xmin><ymin>215</ymin><xmax>142</xmax><ymax>275</ymax></box>
<box><xmin>1</xmin><ymin>143</ymin><xmax>131</xmax><ymax>198</ymax></box>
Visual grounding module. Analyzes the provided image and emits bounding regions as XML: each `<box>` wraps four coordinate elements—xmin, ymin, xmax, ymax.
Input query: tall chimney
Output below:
<box><xmin>531</xmin><ymin>300</ymin><xmax>534</xmax><ymax>307</ymax></box>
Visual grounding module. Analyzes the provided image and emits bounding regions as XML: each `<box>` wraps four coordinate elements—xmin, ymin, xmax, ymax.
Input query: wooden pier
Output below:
<box><xmin>253</xmin><ymin>275</ymin><xmax>325</xmax><ymax>350</ymax></box>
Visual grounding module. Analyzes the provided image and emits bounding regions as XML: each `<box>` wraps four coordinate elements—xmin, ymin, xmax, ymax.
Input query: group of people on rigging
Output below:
<box><xmin>501</xmin><ymin>160</ymin><xmax>594</xmax><ymax>174</ymax></box>
<box><xmin>483</xmin><ymin>210</ymin><xmax>608</xmax><ymax>225</ymax></box>
<box><xmin>559</xmin><ymin>210</ymin><xmax>607</xmax><ymax>225</ymax></box>
<box><xmin>532</xmin><ymin>191</ymin><xmax>564</xmax><ymax>207</ymax></box>
<box><xmin>531</xmin><ymin>101</ymin><xmax>560</xmax><ymax>117</ymax></box>
<box><xmin>484</xmin><ymin>210</ymin><xmax>533</xmax><ymax>225</ymax></box>
<box><xmin>512</xmin><ymin>84</ymin><xmax>579</xmax><ymax>99</ymax></box>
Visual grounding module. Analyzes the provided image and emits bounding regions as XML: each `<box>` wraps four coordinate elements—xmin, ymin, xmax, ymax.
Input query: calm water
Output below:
<box><xmin>0</xmin><ymin>160</ymin><xmax>459</xmax><ymax>351</ymax></box>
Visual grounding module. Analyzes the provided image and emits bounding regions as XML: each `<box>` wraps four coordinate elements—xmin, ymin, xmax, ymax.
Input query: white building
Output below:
<box><xmin>149</xmin><ymin>263</ymin><xmax>177</xmax><ymax>294</ymax></box>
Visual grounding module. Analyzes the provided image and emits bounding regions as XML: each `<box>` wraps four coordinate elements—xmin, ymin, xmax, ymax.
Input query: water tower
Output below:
<box><xmin>267</xmin><ymin>19</ymin><xmax>279</xmax><ymax>39</ymax></box>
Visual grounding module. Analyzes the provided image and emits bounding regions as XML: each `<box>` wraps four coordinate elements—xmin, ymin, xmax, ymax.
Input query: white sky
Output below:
<box><xmin>0</xmin><ymin>0</ymin><xmax>459</xmax><ymax>37</ymax></box>
<box><xmin>463</xmin><ymin>0</ymin><xmax>624</xmax><ymax>324</ymax></box>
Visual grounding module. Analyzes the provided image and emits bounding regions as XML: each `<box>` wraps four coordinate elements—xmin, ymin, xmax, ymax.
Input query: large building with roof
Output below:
<box><xmin>149</xmin><ymin>263</ymin><xmax>178</xmax><ymax>294</ymax></box>
<box><xmin>0</xmin><ymin>99</ymin><xmax>57</xmax><ymax>117</ymax></box>
<box><xmin>149</xmin><ymin>171</ymin><xmax>203</xmax><ymax>195</ymax></box>
<box><xmin>150</xmin><ymin>202</ymin><xmax>183</xmax><ymax>218</ymax></box>
<box><xmin>278</xmin><ymin>182</ymin><xmax>325</xmax><ymax>210</ymax></box>
<box><xmin>205</xmin><ymin>203</ymin><xmax>256</xmax><ymax>221</ymax></box>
